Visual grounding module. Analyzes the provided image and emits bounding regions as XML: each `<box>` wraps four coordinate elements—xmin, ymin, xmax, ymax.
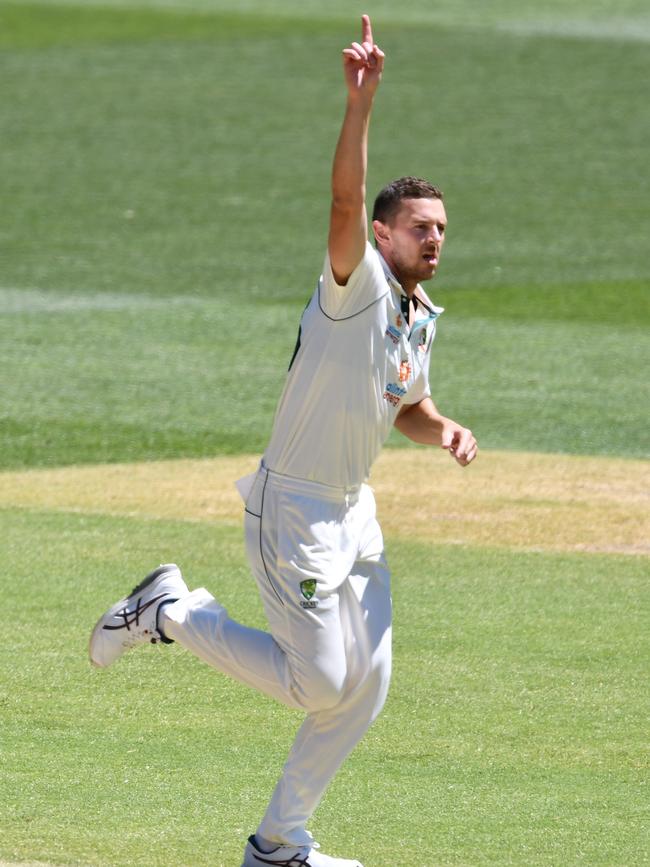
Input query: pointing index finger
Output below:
<box><xmin>361</xmin><ymin>13</ymin><xmax>373</xmax><ymax>46</ymax></box>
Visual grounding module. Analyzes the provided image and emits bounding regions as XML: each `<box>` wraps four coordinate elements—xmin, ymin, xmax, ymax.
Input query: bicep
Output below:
<box><xmin>328</xmin><ymin>200</ymin><xmax>368</xmax><ymax>286</ymax></box>
<box><xmin>395</xmin><ymin>396</ymin><xmax>437</xmax><ymax>426</ymax></box>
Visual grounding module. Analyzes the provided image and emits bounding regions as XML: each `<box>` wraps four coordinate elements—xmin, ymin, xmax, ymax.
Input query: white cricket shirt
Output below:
<box><xmin>263</xmin><ymin>242</ymin><xmax>444</xmax><ymax>488</ymax></box>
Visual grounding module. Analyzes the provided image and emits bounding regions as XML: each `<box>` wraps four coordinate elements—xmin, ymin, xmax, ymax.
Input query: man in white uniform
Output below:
<box><xmin>90</xmin><ymin>15</ymin><xmax>477</xmax><ymax>867</ymax></box>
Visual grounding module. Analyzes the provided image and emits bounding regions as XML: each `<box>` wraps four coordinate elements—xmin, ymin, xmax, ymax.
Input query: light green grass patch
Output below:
<box><xmin>2</xmin><ymin>288</ymin><xmax>648</xmax><ymax>467</ymax></box>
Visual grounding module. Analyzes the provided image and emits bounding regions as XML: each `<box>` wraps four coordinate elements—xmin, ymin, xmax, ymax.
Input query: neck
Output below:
<box><xmin>393</xmin><ymin>266</ymin><xmax>419</xmax><ymax>298</ymax></box>
<box><xmin>400</xmin><ymin>278</ymin><xmax>419</xmax><ymax>298</ymax></box>
<box><xmin>379</xmin><ymin>249</ymin><xmax>419</xmax><ymax>297</ymax></box>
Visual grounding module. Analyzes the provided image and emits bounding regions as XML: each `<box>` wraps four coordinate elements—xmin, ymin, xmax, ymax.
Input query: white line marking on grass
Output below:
<box><xmin>0</xmin><ymin>287</ymin><xmax>206</xmax><ymax>315</ymax></box>
<box><xmin>497</xmin><ymin>17</ymin><xmax>650</xmax><ymax>43</ymax></box>
<box><xmin>2</xmin><ymin>0</ymin><xmax>650</xmax><ymax>43</ymax></box>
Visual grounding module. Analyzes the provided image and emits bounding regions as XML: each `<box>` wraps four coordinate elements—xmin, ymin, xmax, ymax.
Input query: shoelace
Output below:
<box><xmin>102</xmin><ymin>593</ymin><xmax>166</xmax><ymax>632</ymax></box>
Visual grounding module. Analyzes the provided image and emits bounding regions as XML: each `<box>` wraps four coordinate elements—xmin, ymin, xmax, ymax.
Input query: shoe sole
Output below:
<box><xmin>241</xmin><ymin>857</ymin><xmax>363</xmax><ymax>866</ymax></box>
<box><xmin>89</xmin><ymin>564</ymin><xmax>180</xmax><ymax>668</ymax></box>
<box><xmin>241</xmin><ymin>843</ymin><xmax>363</xmax><ymax>867</ymax></box>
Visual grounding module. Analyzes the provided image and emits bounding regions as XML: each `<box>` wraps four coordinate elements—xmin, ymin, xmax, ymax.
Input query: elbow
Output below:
<box><xmin>331</xmin><ymin>187</ymin><xmax>366</xmax><ymax>213</ymax></box>
<box><xmin>393</xmin><ymin>408</ymin><xmax>410</xmax><ymax>435</ymax></box>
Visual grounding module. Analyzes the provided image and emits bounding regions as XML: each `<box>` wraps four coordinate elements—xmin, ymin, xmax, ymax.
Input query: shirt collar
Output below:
<box><xmin>377</xmin><ymin>250</ymin><xmax>445</xmax><ymax>316</ymax></box>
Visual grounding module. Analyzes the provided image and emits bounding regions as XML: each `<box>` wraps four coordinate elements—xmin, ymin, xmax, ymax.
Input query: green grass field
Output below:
<box><xmin>1</xmin><ymin>1</ymin><xmax>649</xmax><ymax>864</ymax></box>
<box><xmin>1</xmin><ymin>0</ymin><xmax>649</xmax><ymax>467</ymax></box>
<box><xmin>3</xmin><ymin>508</ymin><xmax>648</xmax><ymax>866</ymax></box>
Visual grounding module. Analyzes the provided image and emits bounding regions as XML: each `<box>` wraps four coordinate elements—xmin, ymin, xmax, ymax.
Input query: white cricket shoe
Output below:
<box><xmin>89</xmin><ymin>563</ymin><xmax>188</xmax><ymax>668</ymax></box>
<box><xmin>241</xmin><ymin>835</ymin><xmax>364</xmax><ymax>867</ymax></box>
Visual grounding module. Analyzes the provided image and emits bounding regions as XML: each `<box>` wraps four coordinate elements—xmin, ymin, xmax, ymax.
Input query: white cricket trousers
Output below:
<box><xmin>162</xmin><ymin>463</ymin><xmax>392</xmax><ymax>848</ymax></box>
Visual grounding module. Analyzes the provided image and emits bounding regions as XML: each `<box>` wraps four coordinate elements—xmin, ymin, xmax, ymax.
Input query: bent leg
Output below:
<box><xmin>162</xmin><ymin>469</ymin><xmax>355</xmax><ymax>713</ymax></box>
<box><xmin>162</xmin><ymin>577</ymin><xmax>354</xmax><ymax>714</ymax></box>
<box><xmin>165</xmin><ymin>472</ymin><xmax>392</xmax><ymax>848</ymax></box>
<box><xmin>258</xmin><ymin>509</ymin><xmax>392</xmax><ymax>847</ymax></box>
<box><xmin>162</xmin><ymin>590</ymin><xmax>305</xmax><ymax>710</ymax></box>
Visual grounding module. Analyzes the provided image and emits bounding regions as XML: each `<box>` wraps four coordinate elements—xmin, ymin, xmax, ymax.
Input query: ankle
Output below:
<box><xmin>156</xmin><ymin>600</ymin><xmax>177</xmax><ymax>644</ymax></box>
<box><xmin>254</xmin><ymin>834</ymin><xmax>278</xmax><ymax>854</ymax></box>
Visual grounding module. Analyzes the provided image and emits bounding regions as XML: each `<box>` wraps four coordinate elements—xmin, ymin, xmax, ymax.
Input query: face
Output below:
<box><xmin>373</xmin><ymin>197</ymin><xmax>447</xmax><ymax>288</ymax></box>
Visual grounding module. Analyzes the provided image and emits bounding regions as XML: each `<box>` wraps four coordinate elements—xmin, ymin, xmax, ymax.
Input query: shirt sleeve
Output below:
<box><xmin>319</xmin><ymin>243</ymin><xmax>388</xmax><ymax>319</ymax></box>
<box><xmin>404</xmin><ymin>363</ymin><xmax>431</xmax><ymax>406</ymax></box>
<box><xmin>403</xmin><ymin>319</ymin><xmax>438</xmax><ymax>405</ymax></box>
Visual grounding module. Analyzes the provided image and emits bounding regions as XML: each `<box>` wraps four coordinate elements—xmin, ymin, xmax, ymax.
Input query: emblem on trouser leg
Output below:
<box><xmin>299</xmin><ymin>579</ymin><xmax>318</xmax><ymax>608</ymax></box>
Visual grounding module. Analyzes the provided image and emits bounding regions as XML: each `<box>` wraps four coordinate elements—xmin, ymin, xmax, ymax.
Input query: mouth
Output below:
<box><xmin>423</xmin><ymin>252</ymin><xmax>438</xmax><ymax>268</ymax></box>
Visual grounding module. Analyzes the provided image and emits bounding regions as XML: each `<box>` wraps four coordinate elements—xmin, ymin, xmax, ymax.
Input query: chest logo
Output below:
<box><xmin>399</xmin><ymin>360</ymin><xmax>411</xmax><ymax>382</ymax></box>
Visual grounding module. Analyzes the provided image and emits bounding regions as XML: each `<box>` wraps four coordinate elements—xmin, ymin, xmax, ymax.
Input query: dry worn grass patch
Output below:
<box><xmin>1</xmin><ymin>450</ymin><xmax>648</xmax><ymax>555</ymax></box>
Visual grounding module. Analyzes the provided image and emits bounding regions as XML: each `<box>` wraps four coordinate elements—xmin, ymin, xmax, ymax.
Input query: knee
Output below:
<box><xmin>300</xmin><ymin>651</ymin><xmax>392</xmax><ymax>717</ymax></box>
<box><xmin>370</xmin><ymin>674</ymin><xmax>390</xmax><ymax>722</ymax></box>
<box><xmin>358</xmin><ymin>643</ymin><xmax>392</xmax><ymax>724</ymax></box>
<box><xmin>296</xmin><ymin>666</ymin><xmax>348</xmax><ymax>713</ymax></box>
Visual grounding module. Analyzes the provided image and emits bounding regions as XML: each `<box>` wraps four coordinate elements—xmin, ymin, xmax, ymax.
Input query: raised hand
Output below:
<box><xmin>342</xmin><ymin>14</ymin><xmax>385</xmax><ymax>100</ymax></box>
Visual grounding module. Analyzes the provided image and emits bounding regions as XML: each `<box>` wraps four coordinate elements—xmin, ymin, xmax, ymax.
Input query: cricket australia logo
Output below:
<box><xmin>299</xmin><ymin>579</ymin><xmax>318</xmax><ymax>609</ymax></box>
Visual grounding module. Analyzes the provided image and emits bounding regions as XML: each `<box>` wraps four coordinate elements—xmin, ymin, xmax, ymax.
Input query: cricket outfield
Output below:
<box><xmin>1</xmin><ymin>450</ymin><xmax>648</xmax><ymax>865</ymax></box>
<box><xmin>1</xmin><ymin>0</ymin><xmax>649</xmax><ymax>863</ymax></box>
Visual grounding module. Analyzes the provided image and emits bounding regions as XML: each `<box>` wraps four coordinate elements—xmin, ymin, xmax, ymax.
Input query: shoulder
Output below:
<box><xmin>319</xmin><ymin>243</ymin><xmax>388</xmax><ymax>319</ymax></box>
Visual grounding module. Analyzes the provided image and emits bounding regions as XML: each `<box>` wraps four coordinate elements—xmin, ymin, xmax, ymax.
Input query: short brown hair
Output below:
<box><xmin>372</xmin><ymin>176</ymin><xmax>444</xmax><ymax>224</ymax></box>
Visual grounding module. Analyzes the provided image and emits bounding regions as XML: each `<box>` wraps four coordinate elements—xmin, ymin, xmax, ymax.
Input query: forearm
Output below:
<box><xmin>328</xmin><ymin>16</ymin><xmax>384</xmax><ymax>284</ymax></box>
<box><xmin>331</xmin><ymin>97</ymin><xmax>372</xmax><ymax>209</ymax></box>
<box><xmin>395</xmin><ymin>397</ymin><xmax>478</xmax><ymax>466</ymax></box>
<box><xmin>394</xmin><ymin>398</ymin><xmax>447</xmax><ymax>445</ymax></box>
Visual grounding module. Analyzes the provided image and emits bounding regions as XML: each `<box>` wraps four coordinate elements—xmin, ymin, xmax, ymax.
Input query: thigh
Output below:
<box><xmin>243</xmin><ymin>473</ymin><xmax>356</xmax><ymax>703</ymax></box>
<box><xmin>340</xmin><ymin>487</ymin><xmax>392</xmax><ymax>689</ymax></box>
<box><xmin>346</xmin><ymin>484</ymin><xmax>392</xmax><ymax>620</ymax></box>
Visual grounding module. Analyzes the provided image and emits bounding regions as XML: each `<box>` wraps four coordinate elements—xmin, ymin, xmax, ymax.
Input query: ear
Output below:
<box><xmin>372</xmin><ymin>219</ymin><xmax>390</xmax><ymax>246</ymax></box>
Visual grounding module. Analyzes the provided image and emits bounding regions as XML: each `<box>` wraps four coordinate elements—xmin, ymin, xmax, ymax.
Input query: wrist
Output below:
<box><xmin>345</xmin><ymin>90</ymin><xmax>375</xmax><ymax>113</ymax></box>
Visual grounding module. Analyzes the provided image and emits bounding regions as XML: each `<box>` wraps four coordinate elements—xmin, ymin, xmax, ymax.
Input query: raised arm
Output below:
<box><xmin>328</xmin><ymin>14</ymin><xmax>385</xmax><ymax>286</ymax></box>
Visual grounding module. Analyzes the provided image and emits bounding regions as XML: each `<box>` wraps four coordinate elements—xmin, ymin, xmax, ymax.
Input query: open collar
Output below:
<box><xmin>377</xmin><ymin>250</ymin><xmax>445</xmax><ymax>318</ymax></box>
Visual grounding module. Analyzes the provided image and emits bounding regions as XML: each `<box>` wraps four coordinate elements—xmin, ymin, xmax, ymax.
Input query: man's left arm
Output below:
<box><xmin>394</xmin><ymin>398</ymin><xmax>478</xmax><ymax>467</ymax></box>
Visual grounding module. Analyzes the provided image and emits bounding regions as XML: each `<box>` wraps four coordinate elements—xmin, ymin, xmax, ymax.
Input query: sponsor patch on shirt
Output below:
<box><xmin>383</xmin><ymin>382</ymin><xmax>407</xmax><ymax>407</ymax></box>
<box><xmin>399</xmin><ymin>360</ymin><xmax>411</xmax><ymax>382</ymax></box>
<box><xmin>385</xmin><ymin>324</ymin><xmax>401</xmax><ymax>345</ymax></box>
